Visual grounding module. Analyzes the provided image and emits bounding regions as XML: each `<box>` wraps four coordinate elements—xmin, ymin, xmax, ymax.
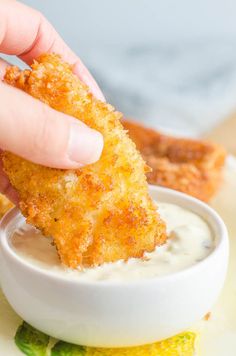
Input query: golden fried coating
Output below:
<box><xmin>123</xmin><ymin>120</ymin><xmax>226</xmax><ymax>202</ymax></box>
<box><xmin>0</xmin><ymin>193</ymin><xmax>13</xmax><ymax>218</ymax></box>
<box><xmin>3</xmin><ymin>54</ymin><xmax>166</xmax><ymax>268</ymax></box>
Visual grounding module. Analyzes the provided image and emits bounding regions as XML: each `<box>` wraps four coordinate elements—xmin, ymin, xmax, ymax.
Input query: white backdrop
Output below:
<box><xmin>20</xmin><ymin>0</ymin><xmax>236</xmax><ymax>46</ymax></box>
<box><xmin>4</xmin><ymin>0</ymin><xmax>236</xmax><ymax>136</ymax></box>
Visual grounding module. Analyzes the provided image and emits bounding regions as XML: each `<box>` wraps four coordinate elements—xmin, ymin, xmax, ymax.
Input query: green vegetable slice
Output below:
<box><xmin>51</xmin><ymin>341</ymin><xmax>86</xmax><ymax>356</ymax></box>
<box><xmin>15</xmin><ymin>322</ymin><xmax>49</xmax><ymax>356</ymax></box>
<box><xmin>14</xmin><ymin>321</ymin><xmax>196</xmax><ymax>356</ymax></box>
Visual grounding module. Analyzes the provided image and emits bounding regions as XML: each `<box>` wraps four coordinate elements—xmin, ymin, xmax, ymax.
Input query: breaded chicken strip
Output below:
<box><xmin>123</xmin><ymin>120</ymin><xmax>226</xmax><ymax>202</ymax></box>
<box><xmin>3</xmin><ymin>54</ymin><xmax>166</xmax><ymax>268</ymax></box>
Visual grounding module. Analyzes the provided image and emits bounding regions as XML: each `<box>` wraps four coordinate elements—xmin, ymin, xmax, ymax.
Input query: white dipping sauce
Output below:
<box><xmin>10</xmin><ymin>203</ymin><xmax>214</xmax><ymax>282</ymax></box>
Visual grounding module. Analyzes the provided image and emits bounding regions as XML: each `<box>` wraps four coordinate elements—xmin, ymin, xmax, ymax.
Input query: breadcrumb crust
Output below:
<box><xmin>123</xmin><ymin>120</ymin><xmax>226</xmax><ymax>202</ymax></box>
<box><xmin>3</xmin><ymin>54</ymin><xmax>166</xmax><ymax>268</ymax></box>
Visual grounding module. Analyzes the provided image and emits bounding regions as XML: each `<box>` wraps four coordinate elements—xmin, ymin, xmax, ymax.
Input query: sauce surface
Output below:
<box><xmin>10</xmin><ymin>203</ymin><xmax>214</xmax><ymax>282</ymax></box>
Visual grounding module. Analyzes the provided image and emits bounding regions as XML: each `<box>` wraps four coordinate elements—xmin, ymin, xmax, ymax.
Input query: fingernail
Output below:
<box><xmin>73</xmin><ymin>62</ymin><xmax>105</xmax><ymax>102</ymax></box>
<box><xmin>68</xmin><ymin>123</ymin><xmax>103</xmax><ymax>165</ymax></box>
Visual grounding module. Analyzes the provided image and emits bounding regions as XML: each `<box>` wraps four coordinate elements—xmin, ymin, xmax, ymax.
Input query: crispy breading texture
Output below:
<box><xmin>123</xmin><ymin>120</ymin><xmax>226</xmax><ymax>202</ymax></box>
<box><xmin>3</xmin><ymin>54</ymin><xmax>166</xmax><ymax>268</ymax></box>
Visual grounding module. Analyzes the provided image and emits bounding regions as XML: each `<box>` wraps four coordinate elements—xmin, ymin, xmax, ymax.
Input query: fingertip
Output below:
<box><xmin>67</xmin><ymin>122</ymin><xmax>104</xmax><ymax>167</ymax></box>
<box><xmin>73</xmin><ymin>61</ymin><xmax>105</xmax><ymax>102</ymax></box>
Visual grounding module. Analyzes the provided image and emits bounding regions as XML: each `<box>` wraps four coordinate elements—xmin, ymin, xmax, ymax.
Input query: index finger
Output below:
<box><xmin>0</xmin><ymin>0</ymin><xmax>104</xmax><ymax>100</ymax></box>
<box><xmin>0</xmin><ymin>0</ymin><xmax>77</xmax><ymax>64</ymax></box>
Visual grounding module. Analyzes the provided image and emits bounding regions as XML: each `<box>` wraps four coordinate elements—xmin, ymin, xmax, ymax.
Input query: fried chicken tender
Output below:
<box><xmin>3</xmin><ymin>54</ymin><xmax>166</xmax><ymax>268</ymax></box>
<box><xmin>123</xmin><ymin>120</ymin><xmax>226</xmax><ymax>202</ymax></box>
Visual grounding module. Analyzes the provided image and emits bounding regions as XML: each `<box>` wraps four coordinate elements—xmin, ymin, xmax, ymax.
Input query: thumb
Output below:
<box><xmin>0</xmin><ymin>82</ymin><xmax>103</xmax><ymax>169</ymax></box>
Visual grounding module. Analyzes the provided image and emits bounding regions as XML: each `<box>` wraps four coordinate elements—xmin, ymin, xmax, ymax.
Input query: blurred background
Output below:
<box><xmin>4</xmin><ymin>0</ymin><xmax>236</xmax><ymax>137</ymax></box>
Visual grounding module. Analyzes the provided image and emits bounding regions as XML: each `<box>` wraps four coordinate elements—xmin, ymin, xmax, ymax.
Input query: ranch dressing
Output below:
<box><xmin>10</xmin><ymin>203</ymin><xmax>214</xmax><ymax>282</ymax></box>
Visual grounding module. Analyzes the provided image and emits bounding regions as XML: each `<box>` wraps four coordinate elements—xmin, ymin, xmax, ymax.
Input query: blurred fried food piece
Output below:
<box><xmin>3</xmin><ymin>54</ymin><xmax>166</xmax><ymax>268</ymax></box>
<box><xmin>0</xmin><ymin>194</ymin><xmax>13</xmax><ymax>218</ymax></box>
<box><xmin>123</xmin><ymin>120</ymin><xmax>226</xmax><ymax>202</ymax></box>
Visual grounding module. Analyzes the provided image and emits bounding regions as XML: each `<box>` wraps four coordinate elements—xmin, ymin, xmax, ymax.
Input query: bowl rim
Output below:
<box><xmin>0</xmin><ymin>185</ymin><xmax>229</xmax><ymax>288</ymax></box>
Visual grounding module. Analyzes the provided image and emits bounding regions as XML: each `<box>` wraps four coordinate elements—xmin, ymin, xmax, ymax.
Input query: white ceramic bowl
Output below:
<box><xmin>0</xmin><ymin>186</ymin><xmax>229</xmax><ymax>347</ymax></box>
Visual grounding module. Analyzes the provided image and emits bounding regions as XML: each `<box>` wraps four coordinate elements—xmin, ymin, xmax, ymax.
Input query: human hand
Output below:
<box><xmin>0</xmin><ymin>0</ymin><xmax>104</xmax><ymax>203</ymax></box>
